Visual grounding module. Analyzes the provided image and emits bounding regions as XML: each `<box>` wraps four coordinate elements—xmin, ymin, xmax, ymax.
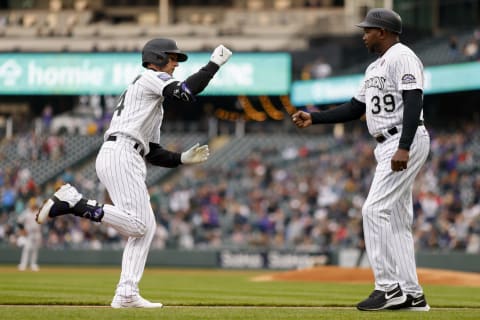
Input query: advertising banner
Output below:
<box><xmin>291</xmin><ymin>61</ymin><xmax>480</xmax><ymax>106</ymax></box>
<box><xmin>218</xmin><ymin>250</ymin><xmax>329</xmax><ymax>270</ymax></box>
<box><xmin>0</xmin><ymin>52</ymin><xmax>291</xmax><ymax>95</ymax></box>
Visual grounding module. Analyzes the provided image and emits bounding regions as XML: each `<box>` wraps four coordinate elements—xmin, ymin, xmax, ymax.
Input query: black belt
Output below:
<box><xmin>107</xmin><ymin>135</ymin><xmax>145</xmax><ymax>157</ymax></box>
<box><xmin>375</xmin><ymin>120</ymin><xmax>424</xmax><ymax>143</ymax></box>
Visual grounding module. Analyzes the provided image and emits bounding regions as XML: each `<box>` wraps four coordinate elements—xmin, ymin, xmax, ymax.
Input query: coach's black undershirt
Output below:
<box><xmin>311</xmin><ymin>98</ymin><xmax>366</xmax><ymax>124</ymax></box>
<box><xmin>399</xmin><ymin>89</ymin><xmax>423</xmax><ymax>150</ymax></box>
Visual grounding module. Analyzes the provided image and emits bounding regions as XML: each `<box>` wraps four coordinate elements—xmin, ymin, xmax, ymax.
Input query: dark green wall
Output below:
<box><xmin>1</xmin><ymin>247</ymin><xmax>217</xmax><ymax>268</ymax></box>
<box><xmin>2</xmin><ymin>247</ymin><xmax>479</xmax><ymax>272</ymax></box>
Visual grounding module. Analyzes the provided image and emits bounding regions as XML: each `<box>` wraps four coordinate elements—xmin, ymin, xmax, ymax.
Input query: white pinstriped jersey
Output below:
<box><xmin>354</xmin><ymin>43</ymin><xmax>424</xmax><ymax>137</ymax></box>
<box><xmin>104</xmin><ymin>70</ymin><xmax>176</xmax><ymax>155</ymax></box>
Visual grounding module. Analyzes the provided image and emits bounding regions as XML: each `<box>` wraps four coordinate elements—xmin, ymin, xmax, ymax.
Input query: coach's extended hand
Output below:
<box><xmin>181</xmin><ymin>143</ymin><xmax>210</xmax><ymax>164</ymax></box>
<box><xmin>291</xmin><ymin>111</ymin><xmax>313</xmax><ymax>128</ymax></box>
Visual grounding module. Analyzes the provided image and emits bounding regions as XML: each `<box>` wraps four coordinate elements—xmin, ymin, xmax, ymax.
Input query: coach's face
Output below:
<box><xmin>362</xmin><ymin>27</ymin><xmax>383</xmax><ymax>54</ymax></box>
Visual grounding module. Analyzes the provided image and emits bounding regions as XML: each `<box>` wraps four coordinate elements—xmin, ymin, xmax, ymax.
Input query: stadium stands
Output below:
<box><xmin>0</xmin><ymin>133</ymin><xmax>103</xmax><ymax>185</ymax></box>
<box><xmin>1</xmin><ymin>123</ymin><xmax>479</xmax><ymax>254</ymax></box>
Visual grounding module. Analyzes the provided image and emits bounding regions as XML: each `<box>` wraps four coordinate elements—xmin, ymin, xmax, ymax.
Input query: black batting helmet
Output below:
<box><xmin>142</xmin><ymin>38</ymin><xmax>188</xmax><ymax>68</ymax></box>
<box><xmin>356</xmin><ymin>8</ymin><xmax>402</xmax><ymax>34</ymax></box>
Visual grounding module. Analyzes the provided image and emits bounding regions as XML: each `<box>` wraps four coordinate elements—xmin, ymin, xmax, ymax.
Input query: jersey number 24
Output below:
<box><xmin>114</xmin><ymin>75</ymin><xmax>142</xmax><ymax>116</ymax></box>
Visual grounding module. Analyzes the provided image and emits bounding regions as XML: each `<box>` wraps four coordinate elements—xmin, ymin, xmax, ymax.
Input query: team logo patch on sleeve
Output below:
<box><xmin>157</xmin><ymin>73</ymin><xmax>172</xmax><ymax>81</ymax></box>
<box><xmin>401</xmin><ymin>74</ymin><xmax>416</xmax><ymax>84</ymax></box>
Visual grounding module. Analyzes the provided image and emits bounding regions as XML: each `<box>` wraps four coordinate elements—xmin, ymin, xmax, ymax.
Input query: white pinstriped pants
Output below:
<box><xmin>362</xmin><ymin>126</ymin><xmax>429</xmax><ymax>295</ymax></box>
<box><xmin>19</xmin><ymin>235</ymin><xmax>40</xmax><ymax>269</ymax></box>
<box><xmin>95</xmin><ymin>136</ymin><xmax>156</xmax><ymax>299</ymax></box>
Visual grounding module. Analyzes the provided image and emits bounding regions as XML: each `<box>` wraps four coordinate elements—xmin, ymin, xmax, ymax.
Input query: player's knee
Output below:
<box><xmin>130</xmin><ymin>219</ymin><xmax>147</xmax><ymax>237</ymax></box>
<box><xmin>130</xmin><ymin>216</ymin><xmax>155</xmax><ymax>237</ymax></box>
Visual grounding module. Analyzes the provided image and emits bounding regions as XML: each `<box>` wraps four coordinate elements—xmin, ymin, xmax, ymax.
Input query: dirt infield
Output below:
<box><xmin>254</xmin><ymin>266</ymin><xmax>480</xmax><ymax>287</ymax></box>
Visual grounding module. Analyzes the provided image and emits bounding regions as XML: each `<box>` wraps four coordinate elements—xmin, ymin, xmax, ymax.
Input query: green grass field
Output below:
<box><xmin>0</xmin><ymin>265</ymin><xmax>479</xmax><ymax>320</ymax></box>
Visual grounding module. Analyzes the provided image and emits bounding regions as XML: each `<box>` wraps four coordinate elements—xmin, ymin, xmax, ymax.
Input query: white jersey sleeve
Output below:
<box><xmin>141</xmin><ymin>71</ymin><xmax>176</xmax><ymax>95</ymax></box>
<box><xmin>394</xmin><ymin>54</ymin><xmax>424</xmax><ymax>92</ymax></box>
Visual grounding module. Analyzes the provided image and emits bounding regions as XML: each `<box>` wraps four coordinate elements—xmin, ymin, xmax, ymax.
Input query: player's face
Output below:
<box><xmin>162</xmin><ymin>54</ymin><xmax>180</xmax><ymax>75</ymax></box>
<box><xmin>362</xmin><ymin>28</ymin><xmax>382</xmax><ymax>54</ymax></box>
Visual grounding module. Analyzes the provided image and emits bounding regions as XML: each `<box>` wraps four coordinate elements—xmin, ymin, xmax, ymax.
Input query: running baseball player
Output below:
<box><xmin>292</xmin><ymin>8</ymin><xmax>430</xmax><ymax>311</ymax></box>
<box><xmin>37</xmin><ymin>38</ymin><xmax>232</xmax><ymax>308</ymax></box>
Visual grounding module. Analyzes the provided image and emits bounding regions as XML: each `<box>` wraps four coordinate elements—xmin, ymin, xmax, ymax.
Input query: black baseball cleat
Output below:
<box><xmin>387</xmin><ymin>294</ymin><xmax>431</xmax><ymax>311</ymax></box>
<box><xmin>357</xmin><ymin>283</ymin><xmax>407</xmax><ymax>311</ymax></box>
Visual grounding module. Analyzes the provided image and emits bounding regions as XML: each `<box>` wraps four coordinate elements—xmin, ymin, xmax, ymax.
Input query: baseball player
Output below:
<box><xmin>37</xmin><ymin>38</ymin><xmax>232</xmax><ymax>308</ymax></box>
<box><xmin>292</xmin><ymin>8</ymin><xmax>430</xmax><ymax>311</ymax></box>
<box><xmin>17</xmin><ymin>197</ymin><xmax>41</xmax><ymax>272</ymax></box>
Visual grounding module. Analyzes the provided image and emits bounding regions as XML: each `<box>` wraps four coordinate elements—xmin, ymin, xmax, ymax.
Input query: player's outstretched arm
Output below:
<box><xmin>183</xmin><ymin>44</ymin><xmax>232</xmax><ymax>93</ymax></box>
<box><xmin>163</xmin><ymin>45</ymin><xmax>233</xmax><ymax>102</ymax></box>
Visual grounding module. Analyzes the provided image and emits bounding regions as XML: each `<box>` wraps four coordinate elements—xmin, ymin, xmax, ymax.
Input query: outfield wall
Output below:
<box><xmin>1</xmin><ymin>247</ymin><xmax>478</xmax><ymax>272</ymax></box>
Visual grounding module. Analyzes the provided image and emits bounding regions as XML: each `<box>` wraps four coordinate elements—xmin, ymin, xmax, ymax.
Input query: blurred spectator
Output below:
<box><xmin>42</xmin><ymin>105</ymin><xmax>53</xmax><ymax>134</ymax></box>
<box><xmin>301</xmin><ymin>57</ymin><xmax>332</xmax><ymax>80</ymax></box>
<box><xmin>309</xmin><ymin>58</ymin><xmax>332</xmax><ymax>79</ymax></box>
<box><xmin>43</xmin><ymin>135</ymin><xmax>65</xmax><ymax>160</ymax></box>
<box><xmin>474</xmin><ymin>28</ymin><xmax>480</xmax><ymax>41</ymax></box>
<box><xmin>61</xmin><ymin>169</ymin><xmax>74</xmax><ymax>185</ymax></box>
<box><xmin>448</xmin><ymin>35</ymin><xmax>460</xmax><ymax>58</ymax></box>
<box><xmin>463</xmin><ymin>38</ymin><xmax>479</xmax><ymax>60</ymax></box>
<box><xmin>1</xmin><ymin>183</ymin><xmax>16</xmax><ymax>214</ymax></box>
<box><xmin>152</xmin><ymin>224</ymin><xmax>169</xmax><ymax>249</ymax></box>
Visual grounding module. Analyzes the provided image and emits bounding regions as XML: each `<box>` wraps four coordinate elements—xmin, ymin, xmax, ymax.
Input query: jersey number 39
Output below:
<box><xmin>371</xmin><ymin>94</ymin><xmax>395</xmax><ymax>114</ymax></box>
